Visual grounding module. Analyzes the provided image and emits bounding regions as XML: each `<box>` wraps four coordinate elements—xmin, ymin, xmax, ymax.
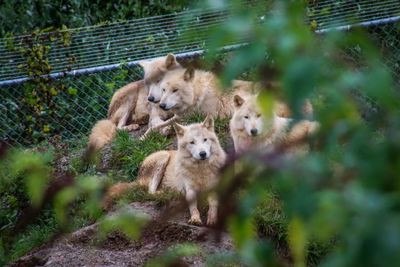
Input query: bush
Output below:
<box><xmin>0</xmin><ymin>0</ymin><xmax>192</xmax><ymax>38</ymax></box>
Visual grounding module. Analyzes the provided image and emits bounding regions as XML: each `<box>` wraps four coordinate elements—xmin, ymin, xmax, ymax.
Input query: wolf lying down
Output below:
<box><xmin>104</xmin><ymin>115</ymin><xmax>226</xmax><ymax>226</ymax></box>
<box><xmin>230</xmin><ymin>94</ymin><xmax>318</xmax><ymax>155</ymax></box>
<box><xmin>85</xmin><ymin>54</ymin><xmax>181</xmax><ymax>157</ymax></box>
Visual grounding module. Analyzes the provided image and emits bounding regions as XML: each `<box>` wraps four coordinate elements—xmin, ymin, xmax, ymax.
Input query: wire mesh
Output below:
<box><xmin>0</xmin><ymin>6</ymin><xmax>230</xmax><ymax>83</ymax></box>
<box><xmin>1</xmin><ymin>1</ymin><xmax>400</xmax><ymax>146</ymax></box>
<box><xmin>1</xmin><ymin>65</ymin><xmax>144</xmax><ymax>146</ymax></box>
<box><xmin>308</xmin><ymin>0</ymin><xmax>400</xmax><ymax>31</ymax></box>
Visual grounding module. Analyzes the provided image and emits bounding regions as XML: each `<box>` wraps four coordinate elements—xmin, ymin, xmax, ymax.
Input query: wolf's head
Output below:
<box><xmin>158</xmin><ymin>68</ymin><xmax>195</xmax><ymax>112</ymax></box>
<box><xmin>173</xmin><ymin>115</ymin><xmax>221</xmax><ymax>161</ymax></box>
<box><xmin>139</xmin><ymin>54</ymin><xmax>181</xmax><ymax>103</ymax></box>
<box><xmin>231</xmin><ymin>94</ymin><xmax>265</xmax><ymax>137</ymax></box>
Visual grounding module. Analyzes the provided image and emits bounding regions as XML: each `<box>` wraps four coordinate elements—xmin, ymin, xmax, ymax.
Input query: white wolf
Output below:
<box><xmin>156</xmin><ymin>68</ymin><xmax>256</xmax><ymax>119</ymax></box>
<box><xmin>230</xmin><ymin>94</ymin><xmax>318</xmax><ymax>154</ymax></box>
<box><xmin>85</xmin><ymin>54</ymin><xmax>181</xmax><ymax>156</ymax></box>
<box><xmin>105</xmin><ymin>115</ymin><xmax>226</xmax><ymax>226</ymax></box>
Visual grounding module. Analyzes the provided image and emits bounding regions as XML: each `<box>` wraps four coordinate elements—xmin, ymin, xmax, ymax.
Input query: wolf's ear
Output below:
<box><xmin>202</xmin><ymin>115</ymin><xmax>214</xmax><ymax>131</ymax></box>
<box><xmin>302</xmin><ymin>99</ymin><xmax>313</xmax><ymax>116</ymax></box>
<box><xmin>233</xmin><ymin>95</ymin><xmax>245</xmax><ymax>108</ymax></box>
<box><xmin>274</xmin><ymin>101</ymin><xmax>292</xmax><ymax>118</ymax></box>
<box><xmin>173</xmin><ymin>122</ymin><xmax>186</xmax><ymax>137</ymax></box>
<box><xmin>138</xmin><ymin>60</ymin><xmax>149</xmax><ymax>69</ymax></box>
<box><xmin>183</xmin><ymin>67</ymin><xmax>195</xmax><ymax>82</ymax></box>
<box><xmin>165</xmin><ymin>53</ymin><xmax>176</xmax><ymax>69</ymax></box>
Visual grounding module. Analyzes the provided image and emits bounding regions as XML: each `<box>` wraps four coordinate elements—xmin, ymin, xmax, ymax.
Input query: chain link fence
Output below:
<box><xmin>0</xmin><ymin>5</ymin><xmax>233</xmax><ymax>146</ymax></box>
<box><xmin>1</xmin><ymin>0</ymin><xmax>400</xmax><ymax>146</ymax></box>
<box><xmin>1</xmin><ymin>66</ymin><xmax>146</xmax><ymax>146</ymax></box>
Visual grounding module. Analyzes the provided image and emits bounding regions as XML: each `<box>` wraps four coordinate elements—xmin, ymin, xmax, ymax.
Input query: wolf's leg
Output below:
<box><xmin>117</xmin><ymin>105</ymin><xmax>130</xmax><ymax>129</ymax></box>
<box><xmin>206</xmin><ymin>193</ymin><xmax>218</xmax><ymax>226</ymax></box>
<box><xmin>148</xmin><ymin>154</ymin><xmax>170</xmax><ymax>194</ymax></box>
<box><xmin>148</xmin><ymin>106</ymin><xmax>164</xmax><ymax>128</ymax></box>
<box><xmin>140</xmin><ymin>115</ymin><xmax>179</xmax><ymax>140</ymax></box>
<box><xmin>186</xmin><ymin>188</ymin><xmax>202</xmax><ymax>225</ymax></box>
<box><xmin>116</xmin><ymin>94</ymin><xmax>137</xmax><ymax>129</ymax></box>
<box><xmin>149</xmin><ymin>114</ymin><xmax>164</xmax><ymax>129</ymax></box>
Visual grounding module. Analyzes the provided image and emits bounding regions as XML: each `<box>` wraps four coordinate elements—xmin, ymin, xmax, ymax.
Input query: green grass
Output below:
<box><xmin>1</xmin><ymin>198</ymin><xmax>95</xmax><ymax>266</ymax></box>
<box><xmin>252</xmin><ymin>191</ymin><xmax>333</xmax><ymax>266</ymax></box>
<box><xmin>253</xmin><ymin>193</ymin><xmax>286</xmax><ymax>242</ymax></box>
<box><xmin>0</xmin><ymin>138</ymin><xmax>97</xmax><ymax>265</ymax></box>
<box><xmin>0</xmin><ymin>194</ymin><xmax>95</xmax><ymax>266</ymax></box>
<box><xmin>115</xmin><ymin>184</ymin><xmax>181</xmax><ymax>208</ymax></box>
<box><xmin>7</xmin><ymin>217</ymin><xmax>57</xmax><ymax>263</ymax></box>
<box><xmin>109</xmin><ymin>130</ymin><xmax>172</xmax><ymax>181</ymax></box>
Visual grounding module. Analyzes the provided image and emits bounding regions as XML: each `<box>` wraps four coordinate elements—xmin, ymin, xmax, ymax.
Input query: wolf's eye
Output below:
<box><xmin>257</xmin><ymin>114</ymin><xmax>262</xmax><ymax>118</ymax></box>
<box><xmin>173</xmin><ymin>88</ymin><xmax>178</xmax><ymax>93</ymax></box>
<box><xmin>162</xmin><ymin>88</ymin><xmax>166</xmax><ymax>92</ymax></box>
<box><xmin>157</xmin><ymin>79</ymin><xmax>162</xmax><ymax>83</ymax></box>
<box><xmin>190</xmin><ymin>141</ymin><xmax>195</xmax><ymax>144</ymax></box>
<box><xmin>244</xmin><ymin>116</ymin><xmax>249</xmax><ymax>119</ymax></box>
<box><xmin>204</xmin><ymin>138</ymin><xmax>207</xmax><ymax>142</ymax></box>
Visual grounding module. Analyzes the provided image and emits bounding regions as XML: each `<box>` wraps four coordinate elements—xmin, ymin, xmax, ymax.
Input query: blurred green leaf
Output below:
<box><xmin>54</xmin><ymin>187</ymin><xmax>79</xmax><ymax>224</ymax></box>
<box><xmin>145</xmin><ymin>243</ymin><xmax>200</xmax><ymax>267</ymax></box>
<box><xmin>10</xmin><ymin>150</ymin><xmax>51</xmax><ymax>207</ymax></box>
<box><xmin>288</xmin><ymin>217</ymin><xmax>307</xmax><ymax>267</ymax></box>
<box><xmin>228</xmin><ymin>216</ymin><xmax>255</xmax><ymax>249</ymax></box>
<box><xmin>99</xmin><ymin>208</ymin><xmax>149</xmax><ymax>240</ymax></box>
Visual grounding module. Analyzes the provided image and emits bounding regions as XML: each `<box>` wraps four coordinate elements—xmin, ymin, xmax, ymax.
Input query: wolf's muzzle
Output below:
<box><xmin>199</xmin><ymin>151</ymin><xmax>207</xmax><ymax>160</ymax></box>
<box><xmin>159</xmin><ymin>103</ymin><xmax>168</xmax><ymax>110</ymax></box>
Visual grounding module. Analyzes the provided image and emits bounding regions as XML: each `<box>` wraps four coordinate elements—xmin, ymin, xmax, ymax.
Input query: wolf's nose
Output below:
<box><xmin>199</xmin><ymin>151</ymin><xmax>207</xmax><ymax>159</ymax></box>
<box><xmin>251</xmin><ymin>128</ymin><xmax>258</xmax><ymax>136</ymax></box>
<box><xmin>148</xmin><ymin>95</ymin><xmax>155</xmax><ymax>102</ymax></box>
<box><xmin>159</xmin><ymin>103</ymin><xmax>167</xmax><ymax>110</ymax></box>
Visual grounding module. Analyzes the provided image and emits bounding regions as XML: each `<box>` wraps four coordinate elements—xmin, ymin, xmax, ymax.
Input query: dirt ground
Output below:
<box><xmin>10</xmin><ymin>202</ymin><xmax>234</xmax><ymax>267</ymax></box>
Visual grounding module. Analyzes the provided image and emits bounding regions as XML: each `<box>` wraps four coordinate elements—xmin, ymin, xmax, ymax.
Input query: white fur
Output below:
<box><xmin>141</xmin><ymin>117</ymin><xmax>225</xmax><ymax>225</ymax></box>
<box><xmin>230</xmin><ymin>94</ymin><xmax>318</xmax><ymax>155</ymax></box>
<box><xmin>230</xmin><ymin>94</ymin><xmax>267</xmax><ymax>153</ymax></box>
<box><xmin>147</xmin><ymin>80</ymin><xmax>163</xmax><ymax>102</ymax></box>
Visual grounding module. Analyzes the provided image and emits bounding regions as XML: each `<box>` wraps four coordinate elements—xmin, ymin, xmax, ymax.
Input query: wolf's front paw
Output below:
<box><xmin>188</xmin><ymin>215</ymin><xmax>202</xmax><ymax>225</ymax></box>
<box><xmin>124</xmin><ymin>124</ymin><xmax>140</xmax><ymax>131</ymax></box>
<box><xmin>161</xmin><ymin>126</ymin><xmax>173</xmax><ymax>136</ymax></box>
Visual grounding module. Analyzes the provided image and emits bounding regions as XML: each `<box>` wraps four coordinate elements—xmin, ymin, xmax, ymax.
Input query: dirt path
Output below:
<box><xmin>10</xmin><ymin>202</ymin><xmax>233</xmax><ymax>267</ymax></box>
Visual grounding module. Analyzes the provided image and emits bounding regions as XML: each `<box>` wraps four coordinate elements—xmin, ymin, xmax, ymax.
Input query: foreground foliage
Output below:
<box><xmin>201</xmin><ymin>1</ymin><xmax>400</xmax><ymax>266</ymax></box>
